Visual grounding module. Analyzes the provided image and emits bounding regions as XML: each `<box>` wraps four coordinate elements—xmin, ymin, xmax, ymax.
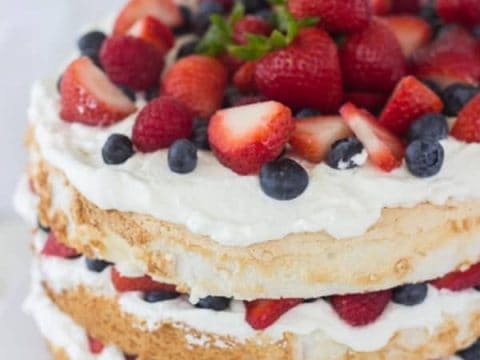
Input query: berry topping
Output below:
<box><xmin>60</xmin><ymin>57</ymin><xmax>136</xmax><ymax>126</ymax></box>
<box><xmin>100</xmin><ymin>35</ymin><xmax>165</xmax><ymax>91</ymax></box>
<box><xmin>208</xmin><ymin>101</ymin><xmax>294</xmax><ymax>174</ymax></box>
<box><xmin>289</xmin><ymin>116</ymin><xmax>353</xmax><ymax>163</ymax></box>
<box><xmin>405</xmin><ymin>140</ymin><xmax>444</xmax><ymax>178</ymax></box>
<box><xmin>233</xmin><ymin>61</ymin><xmax>257</xmax><ymax>93</ymax></box>
<box><xmin>168</xmin><ymin>139</ymin><xmax>198</xmax><ymax>174</ymax></box>
<box><xmin>162</xmin><ymin>55</ymin><xmax>228</xmax><ymax>118</ymax></box>
<box><xmin>330</xmin><ymin>290</ymin><xmax>392</xmax><ymax>327</ymax></box>
<box><xmin>451</xmin><ymin>94</ymin><xmax>480</xmax><ymax>143</ymax></box>
<box><xmin>339</xmin><ymin>103</ymin><xmax>405</xmax><ymax>172</ymax></box>
<box><xmin>111</xmin><ymin>267</ymin><xmax>177</xmax><ymax>293</ymax></box>
<box><xmin>143</xmin><ymin>290</ymin><xmax>180</xmax><ymax>302</ymax></box>
<box><xmin>41</xmin><ymin>233</ymin><xmax>80</xmax><ymax>259</ymax></box>
<box><xmin>391</xmin><ymin>0</ymin><xmax>421</xmax><ymax>14</ymax></box>
<box><xmin>127</xmin><ymin>16</ymin><xmax>175</xmax><ymax>54</ymax></box>
<box><xmin>406</xmin><ymin>113</ymin><xmax>449</xmax><ymax>143</ymax></box>
<box><xmin>102</xmin><ymin>134</ymin><xmax>135</xmax><ymax>165</ymax></box>
<box><xmin>132</xmin><ymin>96</ymin><xmax>193</xmax><ymax>153</ymax></box>
<box><xmin>457</xmin><ymin>339</ymin><xmax>480</xmax><ymax>360</ymax></box>
<box><xmin>442</xmin><ymin>83</ymin><xmax>480</xmax><ymax>117</ymax></box>
<box><xmin>245</xmin><ymin>298</ymin><xmax>303</xmax><ymax>330</ymax></box>
<box><xmin>436</xmin><ymin>0</ymin><xmax>480</xmax><ymax>29</ymax></box>
<box><xmin>344</xmin><ymin>92</ymin><xmax>388</xmax><ymax>115</ymax></box>
<box><xmin>392</xmin><ymin>283</ymin><xmax>428</xmax><ymax>306</ymax></box>
<box><xmin>369</xmin><ymin>0</ymin><xmax>392</xmax><ymax>15</ymax></box>
<box><xmin>88</xmin><ymin>336</ymin><xmax>104</xmax><ymax>354</ymax></box>
<box><xmin>195</xmin><ymin>296</ymin><xmax>232</xmax><ymax>311</ymax></box>
<box><xmin>78</xmin><ymin>31</ymin><xmax>107</xmax><ymax>65</ymax></box>
<box><xmin>259</xmin><ymin>158</ymin><xmax>309</xmax><ymax>200</ymax></box>
<box><xmin>232</xmin><ymin>15</ymin><xmax>272</xmax><ymax>45</ymax></box>
<box><xmin>378</xmin><ymin>76</ymin><xmax>444</xmax><ymax>136</ymax></box>
<box><xmin>326</xmin><ymin>138</ymin><xmax>366</xmax><ymax>170</ymax></box>
<box><xmin>191</xmin><ymin>119</ymin><xmax>210</xmax><ymax>150</ymax></box>
<box><xmin>85</xmin><ymin>258</ymin><xmax>113</xmax><ymax>273</ymax></box>
<box><xmin>431</xmin><ymin>262</ymin><xmax>480</xmax><ymax>291</ymax></box>
<box><xmin>295</xmin><ymin>108</ymin><xmax>321</xmax><ymax>119</ymax></box>
<box><xmin>193</xmin><ymin>1</ymin><xmax>226</xmax><ymax>35</ymax></box>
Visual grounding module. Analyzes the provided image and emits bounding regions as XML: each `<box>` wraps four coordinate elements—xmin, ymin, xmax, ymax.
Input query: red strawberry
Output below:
<box><xmin>233</xmin><ymin>95</ymin><xmax>268</xmax><ymax>107</ymax></box>
<box><xmin>88</xmin><ymin>336</ymin><xmax>104</xmax><ymax>354</ymax></box>
<box><xmin>208</xmin><ymin>101</ymin><xmax>294</xmax><ymax>175</ymax></box>
<box><xmin>245</xmin><ymin>299</ymin><xmax>303</xmax><ymax>330</ymax></box>
<box><xmin>41</xmin><ymin>233</ymin><xmax>80</xmax><ymax>258</ymax></box>
<box><xmin>219</xmin><ymin>53</ymin><xmax>245</xmax><ymax>76</ymax></box>
<box><xmin>437</xmin><ymin>0</ymin><xmax>480</xmax><ymax>29</ymax></box>
<box><xmin>288</xmin><ymin>0</ymin><xmax>371</xmax><ymax>33</ymax></box>
<box><xmin>340</xmin><ymin>19</ymin><xmax>407</xmax><ymax>93</ymax></box>
<box><xmin>111</xmin><ymin>267</ymin><xmax>178</xmax><ymax>293</ymax></box>
<box><xmin>60</xmin><ymin>57</ymin><xmax>136</xmax><ymax>126</ymax></box>
<box><xmin>391</xmin><ymin>0</ymin><xmax>421</xmax><ymax>14</ymax></box>
<box><xmin>232</xmin><ymin>15</ymin><xmax>272</xmax><ymax>45</ymax></box>
<box><xmin>233</xmin><ymin>61</ymin><xmax>257</xmax><ymax>93</ymax></box>
<box><xmin>331</xmin><ymin>290</ymin><xmax>392</xmax><ymax>327</ymax></box>
<box><xmin>255</xmin><ymin>28</ymin><xmax>343</xmax><ymax>113</ymax></box>
<box><xmin>344</xmin><ymin>91</ymin><xmax>388</xmax><ymax>114</ymax></box>
<box><xmin>378</xmin><ymin>76</ymin><xmax>443</xmax><ymax>136</ymax></box>
<box><xmin>100</xmin><ymin>35</ymin><xmax>165</xmax><ymax>91</ymax></box>
<box><xmin>431</xmin><ymin>262</ymin><xmax>480</xmax><ymax>291</ymax></box>
<box><xmin>289</xmin><ymin>116</ymin><xmax>353</xmax><ymax>163</ymax></box>
<box><xmin>114</xmin><ymin>0</ymin><xmax>183</xmax><ymax>34</ymax></box>
<box><xmin>162</xmin><ymin>55</ymin><xmax>228</xmax><ymax>118</ymax></box>
<box><xmin>339</xmin><ymin>102</ymin><xmax>405</xmax><ymax>172</ymax></box>
<box><xmin>132</xmin><ymin>96</ymin><xmax>193</xmax><ymax>152</ymax></box>
<box><xmin>381</xmin><ymin>15</ymin><xmax>432</xmax><ymax>57</ymax></box>
<box><xmin>370</xmin><ymin>0</ymin><xmax>392</xmax><ymax>15</ymax></box>
<box><xmin>451</xmin><ymin>94</ymin><xmax>480</xmax><ymax>143</ymax></box>
<box><xmin>128</xmin><ymin>16</ymin><xmax>174</xmax><ymax>54</ymax></box>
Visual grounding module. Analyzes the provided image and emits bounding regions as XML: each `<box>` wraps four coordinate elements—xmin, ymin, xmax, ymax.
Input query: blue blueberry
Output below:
<box><xmin>168</xmin><ymin>139</ymin><xmax>198</xmax><ymax>174</ymax></box>
<box><xmin>143</xmin><ymin>291</ymin><xmax>180</xmax><ymax>303</ymax></box>
<box><xmin>145</xmin><ymin>86</ymin><xmax>160</xmax><ymax>102</ymax></box>
<box><xmin>78</xmin><ymin>31</ymin><xmax>106</xmax><ymax>66</ymax></box>
<box><xmin>457</xmin><ymin>339</ymin><xmax>480</xmax><ymax>360</ymax></box>
<box><xmin>118</xmin><ymin>85</ymin><xmax>136</xmax><ymax>102</ymax></box>
<box><xmin>295</xmin><ymin>108</ymin><xmax>321</xmax><ymax>119</ymax></box>
<box><xmin>85</xmin><ymin>258</ymin><xmax>113</xmax><ymax>273</ymax></box>
<box><xmin>405</xmin><ymin>139</ymin><xmax>444</xmax><ymax>178</ymax></box>
<box><xmin>260</xmin><ymin>158</ymin><xmax>309</xmax><ymax>200</ymax></box>
<box><xmin>38</xmin><ymin>218</ymin><xmax>51</xmax><ymax>233</ymax></box>
<box><xmin>406</xmin><ymin>113</ymin><xmax>449</xmax><ymax>143</ymax></box>
<box><xmin>176</xmin><ymin>40</ymin><xmax>200</xmax><ymax>60</ymax></box>
<box><xmin>195</xmin><ymin>296</ymin><xmax>231</xmax><ymax>311</ymax></box>
<box><xmin>193</xmin><ymin>1</ymin><xmax>225</xmax><ymax>35</ymax></box>
<box><xmin>191</xmin><ymin>119</ymin><xmax>210</xmax><ymax>150</ymax></box>
<box><xmin>326</xmin><ymin>138</ymin><xmax>364</xmax><ymax>170</ymax></box>
<box><xmin>173</xmin><ymin>6</ymin><xmax>193</xmax><ymax>35</ymax></box>
<box><xmin>392</xmin><ymin>283</ymin><xmax>428</xmax><ymax>306</ymax></box>
<box><xmin>102</xmin><ymin>134</ymin><xmax>135</xmax><ymax>165</ymax></box>
<box><xmin>442</xmin><ymin>83</ymin><xmax>480</xmax><ymax>116</ymax></box>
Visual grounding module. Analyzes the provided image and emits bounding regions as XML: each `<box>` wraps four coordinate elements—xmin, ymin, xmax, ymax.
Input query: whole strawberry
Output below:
<box><xmin>437</xmin><ymin>0</ymin><xmax>480</xmax><ymax>29</ymax></box>
<box><xmin>255</xmin><ymin>28</ymin><xmax>343</xmax><ymax>113</ymax></box>
<box><xmin>451</xmin><ymin>94</ymin><xmax>480</xmax><ymax>143</ymax></box>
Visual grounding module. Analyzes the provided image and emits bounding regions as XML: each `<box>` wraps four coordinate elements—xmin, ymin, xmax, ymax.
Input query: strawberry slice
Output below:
<box><xmin>344</xmin><ymin>91</ymin><xmax>388</xmax><ymax>114</ymax></box>
<box><xmin>245</xmin><ymin>299</ymin><xmax>303</xmax><ymax>330</ymax></box>
<box><xmin>431</xmin><ymin>262</ymin><xmax>480</xmax><ymax>291</ymax></box>
<box><xmin>128</xmin><ymin>16</ymin><xmax>174</xmax><ymax>54</ymax></box>
<box><xmin>41</xmin><ymin>233</ymin><xmax>80</xmax><ymax>259</ymax></box>
<box><xmin>88</xmin><ymin>336</ymin><xmax>104</xmax><ymax>354</ymax></box>
<box><xmin>114</xmin><ymin>0</ymin><xmax>182</xmax><ymax>34</ymax></box>
<box><xmin>111</xmin><ymin>267</ymin><xmax>178</xmax><ymax>293</ymax></box>
<box><xmin>331</xmin><ymin>290</ymin><xmax>392</xmax><ymax>327</ymax></box>
<box><xmin>339</xmin><ymin>102</ymin><xmax>405</xmax><ymax>172</ymax></box>
<box><xmin>369</xmin><ymin>0</ymin><xmax>392</xmax><ymax>15</ymax></box>
<box><xmin>289</xmin><ymin>116</ymin><xmax>353</xmax><ymax>163</ymax></box>
<box><xmin>437</xmin><ymin>0</ymin><xmax>480</xmax><ymax>29</ymax></box>
<box><xmin>451</xmin><ymin>94</ymin><xmax>480</xmax><ymax>143</ymax></box>
<box><xmin>378</xmin><ymin>76</ymin><xmax>444</xmax><ymax>136</ymax></box>
<box><xmin>208</xmin><ymin>101</ymin><xmax>294</xmax><ymax>175</ymax></box>
<box><xmin>60</xmin><ymin>57</ymin><xmax>136</xmax><ymax>126</ymax></box>
<box><xmin>381</xmin><ymin>15</ymin><xmax>431</xmax><ymax>57</ymax></box>
<box><xmin>233</xmin><ymin>61</ymin><xmax>257</xmax><ymax>93</ymax></box>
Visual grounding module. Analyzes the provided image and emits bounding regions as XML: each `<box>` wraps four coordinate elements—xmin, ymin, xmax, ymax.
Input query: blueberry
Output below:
<box><xmin>193</xmin><ymin>1</ymin><xmax>225</xmax><ymax>35</ymax></box>
<box><xmin>85</xmin><ymin>258</ymin><xmax>113</xmax><ymax>273</ymax></box>
<box><xmin>457</xmin><ymin>339</ymin><xmax>480</xmax><ymax>360</ymax></box>
<box><xmin>57</xmin><ymin>75</ymin><xmax>63</xmax><ymax>93</ymax></box>
<box><xmin>191</xmin><ymin>119</ymin><xmax>210</xmax><ymax>150</ymax></box>
<box><xmin>421</xmin><ymin>79</ymin><xmax>442</xmax><ymax>98</ymax></box>
<box><xmin>102</xmin><ymin>134</ymin><xmax>135</xmax><ymax>165</ymax></box>
<box><xmin>405</xmin><ymin>139</ymin><xmax>444</xmax><ymax>178</ymax></box>
<box><xmin>118</xmin><ymin>85</ymin><xmax>136</xmax><ymax>102</ymax></box>
<box><xmin>442</xmin><ymin>83</ymin><xmax>480</xmax><ymax>116</ymax></box>
<box><xmin>195</xmin><ymin>296</ymin><xmax>231</xmax><ymax>311</ymax></box>
<box><xmin>173</xmin><ymin>6</ymin><xmax>193</xmax><ymax>35</ymax></box>
<box><xmin>143</xmin><ymin>291</ymin><xmax>180</xmax><ymax>303</ymax></box>
<box><xmin>260</xmin><ymin>158</ymin><xmax>309</xmax><ymax>200</ymax></box>
<box><xmin>326</xmin><ymin>138</ymin><xmax>365</xmax><ymax>170</ymax></box>
<box><xmin>145</xmin><ymin>86</ymin><xmax>160</xmax><ymax>102</ymax></box>
<box><xmin>295</xmin><ymin>108</ymin><xmax>321</xmax><ymax>119</ymax></box>
<box><xmin>241</xmin><ymin>0</ymin><xmax>269</xmax><ymax>13</ymax></box>
<box><xmin>78</xmin><ymin>31</ymin><xmax>106</xmax><ymax>65</ymax></box>
<box><xmin>222</xmin><ymin>87</ymin><xmax>242</xmax><ymax>108</ymax></box>
<box><xmin>168</xmin><ymin>139</ymin><xmax>198</xmax><ymax>174</ymax></box>
<box><xmin>406</xmin><ymin>113</ymin><xmax>449</xmax><ymax>143</ymax></box>
<box><xmin>176</xmin><ymin>40</ymin><xmax>200</xmax><ymax>60</ymax></box>
<box><xmin>392</xmin><ymin>283</ymin><xmax>428</xmax><ymax>306</ymax></box>
<box><xmin>38</xmin><ymin>218</ymin><xmax>51</xmax><ymax>233</ymax></box>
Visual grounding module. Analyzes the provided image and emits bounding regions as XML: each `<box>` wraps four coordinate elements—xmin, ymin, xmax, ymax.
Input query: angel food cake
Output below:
<box><xmin>14</xmin><ymin>0</ymin><xmax>480</xmax><ymax>358</ymax></box>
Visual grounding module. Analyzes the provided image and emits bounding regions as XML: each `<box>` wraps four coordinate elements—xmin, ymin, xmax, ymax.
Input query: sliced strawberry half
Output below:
<box><xmin>60</xmin><ymin>57</ymin><xmax>136</xmax><ymax>126</ymax></box>
<box><xmin>339</xmin><ymin>102</ymin><xmax>405</xmax><ymax>172</ymax></box>
<box><xmin>378</xmin><ymin>76</ymin><xmax>443</xmax><ymax>136</ymax></box>
<box><xmin>431</xmin><ymin>262</ymin><xmax>480</xmax><ymax>291</ymax></box>
<box><xmin>111</xmin><ymin>267</ymin><xmax>178</xmax><ymax>293</ymax></box>
<box><xmin>289</xmin><ymin>116</ymin><xmax>353</xmax><ymax>163</ymax></box>
<box><xmin>114</xmin><ymin>0</ymin><xmax>182</xmax><ymax>34</ymax></box>
<box><xmin>128</xmin><ymin>16</ymin><xmax>174</xmax><ymax>54</ymax></box>
<box><xmin>41</xmin><ymin>233</ymin><xmax>80</xmax><ymax>259</ymax></box>
<box><xmin>451</xmin><ymin>93</ymin><xmax>480</xmax><ymax>143</ymax></box>
<box><xmin>245</xmin><ymin>299</ymin><xmax>303</xmax><ymax>330</ymax></box>
<box><xmin>88</xmin><ymin>336</ymin><xmax>105</xmax><ymax>354</ymax></box>
<box><xmin>331</xmin><ymin>290</ymin><xmax>392</xmax><ymax>327</ymax></box>
<box><xmin>381</xmin><ymin>15</ymin><xmax>431</xmax><ymax>57</ymax></box>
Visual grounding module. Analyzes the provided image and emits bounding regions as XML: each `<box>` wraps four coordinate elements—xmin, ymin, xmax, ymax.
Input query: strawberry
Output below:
<box><xmin>41</xmin><ymin>233</ymin><xmax>80</xmax><ymax>259</ymax></box>
<box><xmin>369</xmin><ymin>0</ymin><xmax>392</xmax><ymax>15</ymax></box>
<box><xmin>431</xmin><ymin>262</ymin><xmax>480</xmax><ymax>291</ymax></box>
<box><xmin>381</xmin><ymin>15</ymin><xmax>432</xmax><ymax>57</ymax></box>
<box><xmin>288</xmin><ymin>0</ymin><xmax>371</xmax><ymax>33</ymax></box>
<box><xmin>289</xmin><ymin>116</ymin><xmax>353</xmax><ymax>163</ymax></box>
<box><xmin>451</xmin><ymin>94</ymin><xmax>480</xmax><ymax>143</ymax></box>
<box><xmin>339</xmin><ymin>102</ymin><xmax>405</xmax><ymax>172</ymax></box>
<box><xmin>378</xmin><ymin>76</ymin><xmax>444</xmax><ymax>136</ymax></box>
<box><xmin>88</xmin><ymin>336</ymin><xmax>104</xmax><ymax>354</ymax></box>
<box><xmin>344</xmin><ymin>92</ymin><xmax>388</xmax><ymax>114</ymax></box>
<box><xmin>245</xmin><ymin>299</ymin><xmax>303</xmax><ymax>330</ymax></box>
<box><xmin>331</xmin><ymin>290</ymin><xmax>392</xmax><ymax>327</ymax></box>
<box><xmin>128</xmin><ymin>16</ymin><xmax>174</xmax><ymax>54</ymax></box>
<box><xmin>233</xmin><ymin>61</ymin><xmax>257</xmax><ymax>93</ymax></box>
<box><xmin>254</xmin><ymin>28</ymin><xmax>343</xmax><ymax>113</ymax></box>
<box><xmin>162</xmin><ymin>55</ymin><xmax>228</xmax><ymax>118</ymax></box>
<box><xmin>391</xmin><ymin>0</ymin><xmax>421</xmax><ymax>14</ymax></box>
<box><xmin>132</xmin><ymin>96</ymin><xmax>193</xmax><ymax>152</ymax></box>
<box><xmin>114</xmin><ymin>0</ymin><xmax>183</xmax><ymax>34</ymax></box>
<box><xmin>100</xmin><ymin>35</ymin><xmax>165</xmax><ymax>91</ymax></box>
<box><xmin>208</xmin><ymin>101</ymin><xmax>294</xmax><ymax>175</ymax></box>
<box><xmin>219</xmin><ymin>53</ymin><xmax>245</xmax><ymax>76</ymax></box>
<box><xmin>232</xmin><ymin>15</ymin><xmax>272</xmax><ymax>45</ymax></box>
<box><xmin>340</xmin><ymin>19</ymin><xmax>407</xmax><ymax>93</ymax></box>
<box><xmin>436</xmin><ymin>0</ymin><xmax>480</xmax><ymax>29</ymax></box>
<box><xmin>111</xmin><ymin>267</ymin><xmax>178</xmax><ymax>293</ymax></box>
<box><xmin>60</xmin><ymin>57</ymin><xmax>136</xmax><ymax>126</ymax></box>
